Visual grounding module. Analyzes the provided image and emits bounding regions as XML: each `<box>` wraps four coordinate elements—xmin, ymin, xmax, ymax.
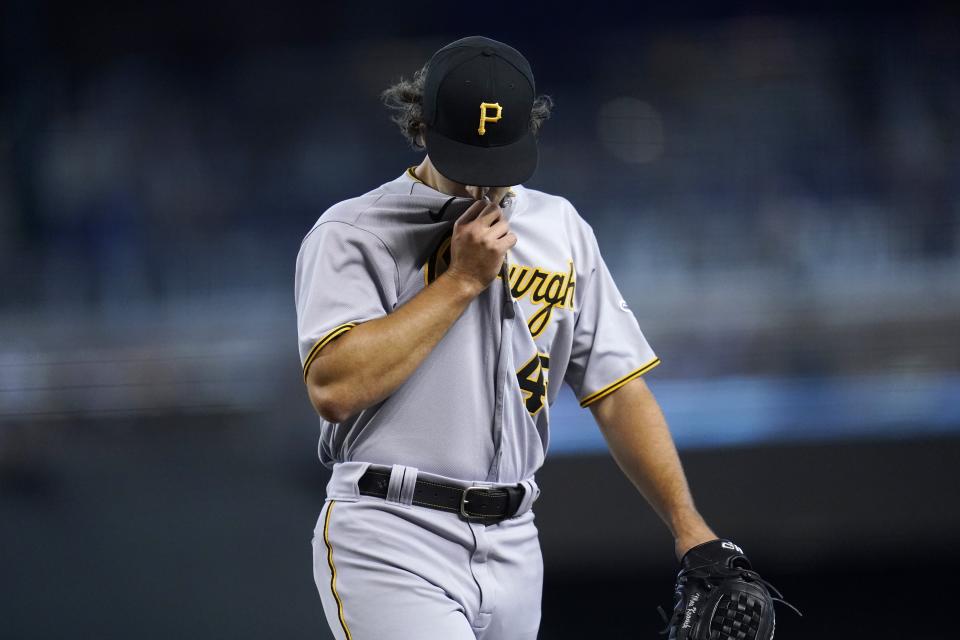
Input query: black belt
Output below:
<box><xmin>357</xmin><ymin>468</ymin><xmax>526</xmax><ymax>525</ymax></box>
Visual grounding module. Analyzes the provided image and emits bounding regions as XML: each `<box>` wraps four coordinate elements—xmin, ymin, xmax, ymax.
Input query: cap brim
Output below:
<box><xmin>424</xmin><ymin>128</ymin><xmax>538</xmax><ymax>188</ymax></box>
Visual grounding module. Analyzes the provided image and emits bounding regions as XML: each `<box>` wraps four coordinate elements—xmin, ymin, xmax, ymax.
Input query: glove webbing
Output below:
<box><xmin>657</xmin><ymin>563</ymin><xmax>802</xmax><ymax>636</ymax></box>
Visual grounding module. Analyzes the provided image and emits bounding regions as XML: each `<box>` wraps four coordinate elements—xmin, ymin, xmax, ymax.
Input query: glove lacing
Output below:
<box><xmin>656</xmin><ymin>562</ymin><xmax>803</xmax><ymax>635</ymax></box>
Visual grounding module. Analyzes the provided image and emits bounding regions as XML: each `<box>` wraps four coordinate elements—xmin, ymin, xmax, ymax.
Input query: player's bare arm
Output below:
<box><xmin>306</xmin><ymin>196</ymin><xmax>517</xmax><ymax>423</ymax></box>
<box><xmin>588</xmin><ymin>376</ymin><xmax>717</xmax><ymax>561</ymax></box>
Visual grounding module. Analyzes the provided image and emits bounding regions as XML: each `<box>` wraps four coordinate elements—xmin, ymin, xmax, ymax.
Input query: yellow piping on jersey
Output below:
<box><xmin>302</xmin><ymin>323</ymin><xmax>357</xmax><ymax>382</ymax></box>
<box><xmin>578</xmin><ymin>357</ymin><xmax>662</xmax><ymax>408</ymax></box>
<box><xmin>323</xmin><ymin>501</ymin><xmax>353</xmax><ymax>640</ymax></box>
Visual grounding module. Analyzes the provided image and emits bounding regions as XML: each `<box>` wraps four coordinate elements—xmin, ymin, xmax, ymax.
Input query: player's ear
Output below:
<box><xmin>416</xmin><ymin>123</ymin><xmax>427</xmax><ymax>149</ymax></box>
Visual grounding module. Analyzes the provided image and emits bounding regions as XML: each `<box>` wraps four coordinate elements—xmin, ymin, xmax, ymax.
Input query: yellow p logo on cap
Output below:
<box><xmin>477</xmin><ymin>102</ymin><xmax>502</xmax><ymax>136</ymax></box>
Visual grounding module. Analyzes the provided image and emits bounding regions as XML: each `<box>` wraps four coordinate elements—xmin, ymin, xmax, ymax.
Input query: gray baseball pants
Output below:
<box><xmin>311</xmin><ymin>462</ymin><xmax>543</xmax><ymax>640</ymax></box>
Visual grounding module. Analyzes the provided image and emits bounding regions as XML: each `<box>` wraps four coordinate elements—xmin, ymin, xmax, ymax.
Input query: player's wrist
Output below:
<box><xmin>674</xmin><ymin>531</ymin><xmax>719</xmax><ymax>562</ymax></box>
<box><xmin>440</xmin><ymin>268</ymin><xmax>486</xmax><ymax>300</ymax></box>
<box><xmin>668</xmin><ymin>509</ymin><xmax>717</xmax><ymax>560</ymax></box>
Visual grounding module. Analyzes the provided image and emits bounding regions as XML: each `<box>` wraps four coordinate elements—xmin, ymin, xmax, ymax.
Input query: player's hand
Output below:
<box><xmin>658</xmin><ymin>539</ymin><xmax>802</xmax><ymax>639</ymax></box>
<box><xmin>445</xmin><ymin>198</ymin><xmax>517</xmax><ymax>297</ymax></box>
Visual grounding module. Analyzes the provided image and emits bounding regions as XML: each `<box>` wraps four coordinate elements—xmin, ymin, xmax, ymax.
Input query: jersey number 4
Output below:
<box><xmin>517</xmin><ymin>353</ymin><xmax>550</xmax><ymax>416</ymax></box>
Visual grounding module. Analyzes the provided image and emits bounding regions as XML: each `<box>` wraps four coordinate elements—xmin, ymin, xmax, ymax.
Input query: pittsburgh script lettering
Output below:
<box><xmin>499</xmin><ymin>260</ymin><xmax>576</xmax><ymax>337</ymax></box>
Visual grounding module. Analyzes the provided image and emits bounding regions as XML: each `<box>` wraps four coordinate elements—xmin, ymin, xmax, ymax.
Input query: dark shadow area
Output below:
<box><xmin>2</xmin><ymin>413</ymin><xmax>956</xmax><ymax>638</ymax></box>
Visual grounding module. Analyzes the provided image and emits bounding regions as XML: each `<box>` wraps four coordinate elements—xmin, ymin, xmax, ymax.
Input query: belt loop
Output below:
<box><xmin>326</xmin><ymin>461</ymin><xmax>371</xmax><ymax>501</ymax></box>
<box><xmin>399</xmin><ymin>466</ymin><xmax>419</xmax><ymax>506</ymax></box>
<box><xmin>386</xmin><ymin>464</ymin><xmax>405</xmax><ymax>503</ymax></box>
<box><xmin>515</xmin><ymin>478</ymin><xmax>540</xmax><ymax>516</ymax></box>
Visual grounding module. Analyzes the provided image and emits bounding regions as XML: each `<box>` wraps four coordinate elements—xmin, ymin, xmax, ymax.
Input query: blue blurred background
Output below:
<box><xmin>1</xmin><ymin>1</ymin><xmax>958</xmax><ymax>638</ymax></box>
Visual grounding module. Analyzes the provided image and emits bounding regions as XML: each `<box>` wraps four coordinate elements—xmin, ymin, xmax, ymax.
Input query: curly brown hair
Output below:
<box><xmin>381</xmin><ymin>63</ymin><xmax>554</xmax><ymax>150</ymax></box>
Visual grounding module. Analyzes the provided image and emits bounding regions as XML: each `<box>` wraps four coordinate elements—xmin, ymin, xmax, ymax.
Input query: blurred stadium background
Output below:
<box><xmin>2</xmin><ymin>1</ymin><xmax>958</xmax><ymax>638</ymax></box>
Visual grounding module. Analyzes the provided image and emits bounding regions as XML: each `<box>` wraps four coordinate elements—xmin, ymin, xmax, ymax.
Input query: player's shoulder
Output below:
<box><xmin>513</xmin><ymin>185</ymin><xmax>593</xmax><ymax>238</ymax></box>
<box><xmin>514</xmin><ymin>185</ymin><xmax>576</xmax><ymax>214</ymax></box>
<box><xmin>307</xmin><ymin>185</ymin><xmax>389</xmax><ymax>232</ymax></box>
<box><xmin>299</xmin><ymin>177</ymin><xmax>403</xmax><ymax>248</ymax></box>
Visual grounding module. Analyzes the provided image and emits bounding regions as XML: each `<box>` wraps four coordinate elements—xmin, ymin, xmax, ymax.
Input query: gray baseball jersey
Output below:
<box><xmin>295</xmin><ymin>167</ymin><xmax>659</xmax><ymax>484</ymax></box>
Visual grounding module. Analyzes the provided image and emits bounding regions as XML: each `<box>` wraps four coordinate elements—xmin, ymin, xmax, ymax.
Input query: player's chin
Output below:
<box><xmin>470</xmin><ymin>185</ymin><xmax>509</xmax><ymax>204</ymax></box>
<box><xmin>465</xmin><ymin>185</ymin><xmax>486</xmax><ymax>200</ymax></box>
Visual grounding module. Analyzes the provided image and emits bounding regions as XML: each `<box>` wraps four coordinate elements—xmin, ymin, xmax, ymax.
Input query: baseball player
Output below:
<box><xmin>295</xmin><ymin>36</ymin><xmax>792</xmax><ymax>640</ymax></box>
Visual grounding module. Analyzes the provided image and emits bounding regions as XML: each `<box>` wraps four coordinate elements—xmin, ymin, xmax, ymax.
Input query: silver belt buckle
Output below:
<box><xmin>459</xmin><ymin>486</ymin><xmax>487</xmax><ymax>520</ymax></box>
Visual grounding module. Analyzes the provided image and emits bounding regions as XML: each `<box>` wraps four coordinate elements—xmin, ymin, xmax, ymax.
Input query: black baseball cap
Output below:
<box><xmin>422</xmin><ymin>36</ymin><xmax>538</xmax><ymax>187</ymax></box>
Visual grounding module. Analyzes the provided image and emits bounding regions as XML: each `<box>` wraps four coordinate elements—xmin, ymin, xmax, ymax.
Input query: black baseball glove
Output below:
<box><xmin>658</xmin><ymin>539</ymin><xmax>801</xmax><ymax>640</ymax></box>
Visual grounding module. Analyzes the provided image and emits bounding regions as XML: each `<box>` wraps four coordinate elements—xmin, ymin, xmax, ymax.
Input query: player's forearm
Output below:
<box><xmin>590</xmin><ymin>378</ymin><xmax>716</xmax><ymax>555</ymax></box>
<box><xmin>306</xmin><ymin>271</ymin><xmax>482</xmax><ymax>422</ymax></box>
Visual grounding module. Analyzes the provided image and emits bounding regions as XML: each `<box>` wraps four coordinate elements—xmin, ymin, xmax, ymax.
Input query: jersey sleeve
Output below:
<box><xmin>563</xmin><ymin>217</ymin><xmax>660</xmax><ymax>408</ymax></box>
<box><xmin>295</xmin><ymin>220</ymin><xmax>399</xmax><ymax>381</ymax></box>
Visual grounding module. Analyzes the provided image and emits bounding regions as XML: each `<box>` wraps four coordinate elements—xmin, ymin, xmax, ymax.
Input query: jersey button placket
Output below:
<box><xmin>487</xmin><ymin>226</ymin><xmax>519</xmax><ymax>482</ymax></box>
<box><xmin>486</xmin><ymin>312</ymin><xmax>513</xmax><ymax>482</ymax></box>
